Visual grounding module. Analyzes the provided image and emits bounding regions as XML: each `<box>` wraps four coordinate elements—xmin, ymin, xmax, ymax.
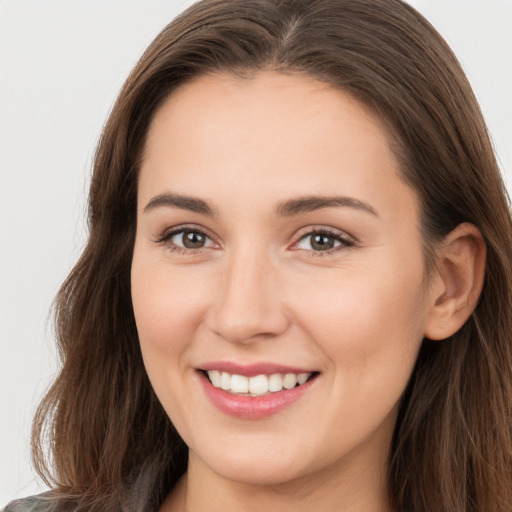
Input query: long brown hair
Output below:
<box><xmin>32</xmin><ymin>1</ymin><xmax>512</xmax><ymax>510</ymax></box>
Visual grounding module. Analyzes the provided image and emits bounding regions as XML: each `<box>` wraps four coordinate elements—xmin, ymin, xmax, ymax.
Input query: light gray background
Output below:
<box><xmin>1</xmin><ymin>0</ymin><xmax>511</xmax><ymax>505</ymax></box>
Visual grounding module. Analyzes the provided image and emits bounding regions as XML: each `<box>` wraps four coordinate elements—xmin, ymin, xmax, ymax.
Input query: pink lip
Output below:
<box><xmin>197</xmin><ymin>369</ymin><xmax>318</xmax><ymax>420</ymax></box>
<box><xmin>199</xmin><ymin>361</ymin><xmax>315</xmax><ymax>377</ymax></box>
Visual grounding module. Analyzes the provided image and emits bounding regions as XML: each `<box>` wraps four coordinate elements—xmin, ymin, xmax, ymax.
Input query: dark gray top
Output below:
<box><xmin>2</xmin><ymin>496</ymin><xmax>54</xmax><ymax>512</ymax></box>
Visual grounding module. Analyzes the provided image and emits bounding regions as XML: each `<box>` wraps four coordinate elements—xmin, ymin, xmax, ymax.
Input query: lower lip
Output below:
<box><xmin>198</xmin><ymin>371</ymin><xmax>317</xmax><ymax>420</ymax></box>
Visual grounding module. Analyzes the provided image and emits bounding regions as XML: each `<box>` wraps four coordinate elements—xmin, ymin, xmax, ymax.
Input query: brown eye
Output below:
<box><xmin>295</xmin><ymin>230</ymin><xmax>354</xmax><ymax>253</ymax></box>
<box><xmin>168</xmin><ymin>229</ymin><xmax>214</xmax><ymax>250</ymax></box>
<box><xmin>182</xmin><ymin>231</ymin><xmax>206</xmax><ymax>248</ymax></box>
<box><xmin>310</xmin><ymin>234</ymin><xmax>336</xmax><ymax>251</ymax></box>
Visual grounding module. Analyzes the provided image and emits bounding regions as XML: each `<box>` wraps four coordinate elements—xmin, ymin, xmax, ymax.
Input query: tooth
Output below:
<box><xmin>268</xmin><ymin>373</ymin><xmax>283</xmax><ymax>392</ymax></box>
<box><xmin>230</xmin><ymin>374</ymin><xmax>249</xmax><ymax>393</ymax></box>
<box><xmin>210</xmin><ymin>370</ymin><xmax>312</xmax><ymax>394</ymax></box>
<box><xmin>297</xmin><ymin>373</ymin><xmax>310</xmax><ymax>385</ymax></box>
<box><xmin>283</xmin><ymin>373</ymin><xmax>297</xmax><ymax>389</ymax></box>
<box><xmin>249</xmin><ymin>375</ymin><xmax>269</xmax><ymax>395</ymax></box>
<box><xmin>208</xmin><ymin>370</ymin><xmax>221</xmax><ymax>387</ymax></box>
<box><xmin>220</xmin><ymin>372</ymin><xmax>231</xmax><ymax>390</ymax></box>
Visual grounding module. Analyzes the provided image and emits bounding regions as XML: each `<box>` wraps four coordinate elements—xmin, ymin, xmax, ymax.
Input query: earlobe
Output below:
<box><xmin>424</xmin><ymin>223</ymin><xmax>486</xmax><ymax>341</ymax></box>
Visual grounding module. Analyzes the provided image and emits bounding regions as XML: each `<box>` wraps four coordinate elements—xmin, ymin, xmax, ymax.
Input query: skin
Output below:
<box><xmin>131</xmin><ymin>71</ymin><xmax>485</xmax><ymax>512</ymax></box>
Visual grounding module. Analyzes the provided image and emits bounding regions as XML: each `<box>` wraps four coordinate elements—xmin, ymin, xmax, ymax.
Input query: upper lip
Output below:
<box><xmin>198</xmin><ymin>361</ymin><xmax>317</xmax><ymax>377</ymax></box>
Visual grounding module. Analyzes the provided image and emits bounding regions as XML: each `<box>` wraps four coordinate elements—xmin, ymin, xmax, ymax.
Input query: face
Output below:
<box><xmin>131</xmin><ymin>71</ymin><xmax>433</xmax><ymax>487</ymax></box>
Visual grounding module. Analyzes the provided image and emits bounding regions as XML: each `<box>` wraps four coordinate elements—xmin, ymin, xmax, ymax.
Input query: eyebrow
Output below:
<box><xmin>143</xmin><ymin>192</ymin><xmax>378</xmax><ymax>218</ymax></box>
<box><xmin>275</xmin><ymin>195</ymin><xmax>378</xmax><ymax>217</ymax></box>
<box><xmin>143</xmin><ymin>193</ymin><xmax>217</xmax><ymax>216</ymax></box>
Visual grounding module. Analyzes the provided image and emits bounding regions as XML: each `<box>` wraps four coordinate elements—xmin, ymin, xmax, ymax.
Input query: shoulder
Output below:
<box><xmin>2</xmin><ymin>493</ymin><xmax>58</xmax><ymax>512</ymax></box>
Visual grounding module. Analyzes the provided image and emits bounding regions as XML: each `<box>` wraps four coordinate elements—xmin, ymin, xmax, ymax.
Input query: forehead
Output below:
<box><xmin>139</xmin><ymin>71</ymin><xmax>417</xmax><ymax>223</ymax></box>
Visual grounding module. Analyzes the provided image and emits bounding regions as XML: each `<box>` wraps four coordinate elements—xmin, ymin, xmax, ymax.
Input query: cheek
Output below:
<box><xmin>291</xmin><ymin>257</ymin><xmax>427</xmax><ymax>388</ymax></box>
<box><xmin>131</xmin><ymin>254</ymin><xmax>211</xmax><ymax>358</ymax></box>
<box><xmin>131</xmin><ymin>251</ymin><xmax>212</xmax><ymax>426</ymax></box>
<box><xmin>131</xmin><ymin>250</ymin><xmax>230</xmax><ymax>437</ymax></box>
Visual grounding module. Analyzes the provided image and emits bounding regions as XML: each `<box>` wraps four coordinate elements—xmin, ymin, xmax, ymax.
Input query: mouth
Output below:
<box><xmin>202</xmin><ymin>369</ymin><xmax>318</xmax><ymax>397</ymax></box>
<box><xmin>197</xmin><ymin>364</ymin><xmax>320</xmax><ymax>419</ymax></box>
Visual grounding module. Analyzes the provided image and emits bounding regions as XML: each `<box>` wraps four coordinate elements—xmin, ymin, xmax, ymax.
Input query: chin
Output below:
<box><xmin>216</xmin><ymin>461</ymin><xmax>307</xmax><ymax>487</ymax></box>
<box><xmin>192</xmin><ymin>443</ymin><xmax>315</xmax><ymax>487</ymax></box>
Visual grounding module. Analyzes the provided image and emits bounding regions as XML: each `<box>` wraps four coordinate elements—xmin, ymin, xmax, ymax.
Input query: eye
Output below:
<box><xmin>171</xmin><ymin>229</ymin><xmax>213</xmax><ymax>249</ymax></box>
<box><xmin>157</xmin><ymin>227</ymin><xmax>216</xmax><ymax>252</ymax></box>
<box><xmin>294</xmin><ymin>229</ymin><xmax>355</xmax><ymax>254</ymax></box>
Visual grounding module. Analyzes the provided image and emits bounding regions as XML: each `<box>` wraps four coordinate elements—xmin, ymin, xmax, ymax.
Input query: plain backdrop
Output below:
<box><xmin>1</xmin><ymin>0</ymin><xmax>511</xmax><ymax>505</ymax></box>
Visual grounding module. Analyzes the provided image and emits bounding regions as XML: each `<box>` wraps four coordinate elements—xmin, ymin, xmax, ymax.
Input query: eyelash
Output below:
<box><xmin>155</xmin><ymin>225</ymin><xmax>214</xmax><ymax>256</ymax></box>
<box><xmin>292</xmin><ymin>227</ymin><xmax>356</xmax><ymax>257</ymax></box>
<box><xmin>155</xmin><ymin>225</ymin><xmax>356</xmax><ymax>256</ymax></box>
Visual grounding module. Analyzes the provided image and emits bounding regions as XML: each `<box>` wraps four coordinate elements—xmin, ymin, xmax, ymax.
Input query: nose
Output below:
<box><xmin>205</xmin><ymin>248</ymin><xmax>290</xmax><ymax>344</ymax></box>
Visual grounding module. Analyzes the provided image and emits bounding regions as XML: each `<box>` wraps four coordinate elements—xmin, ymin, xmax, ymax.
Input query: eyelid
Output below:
<box><xmin>155</xmin><ymin>224</ymin><xmax>219</xmax><ymax>252</ymax></box>
<box><xmin>289</xmin><ymin>226</ymin><xmax>357</xmax><ymax>255</ymax></box>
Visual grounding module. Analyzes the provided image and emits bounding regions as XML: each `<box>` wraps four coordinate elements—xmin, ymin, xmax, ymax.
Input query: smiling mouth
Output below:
<box><xmin>202</xmin><ymin>370</ymin><xmax>319</xmax><ymax>397</ymax></box>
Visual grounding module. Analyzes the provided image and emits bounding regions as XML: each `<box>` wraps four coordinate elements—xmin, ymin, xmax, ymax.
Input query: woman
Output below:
<box><xmin>4</xmin><ymin>0</ymin><xmax>512</xmax><ymax>510</ymax></box>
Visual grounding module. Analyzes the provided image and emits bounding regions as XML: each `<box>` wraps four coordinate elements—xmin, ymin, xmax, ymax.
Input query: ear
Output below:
<box><xmin>424</xmin><ymin>223</ymin><xmax>486</xmax><ymax>341</ymax></box>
